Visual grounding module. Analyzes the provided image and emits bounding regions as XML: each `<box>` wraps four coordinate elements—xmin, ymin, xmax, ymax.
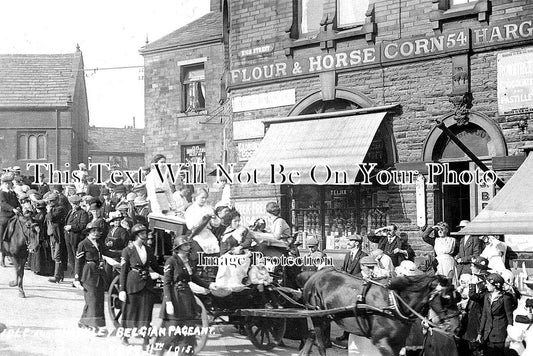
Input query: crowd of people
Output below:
<box><xmin>2</xmin><ymin>158</ymin><xmax>533</xmax><ymax>355</ymax></box>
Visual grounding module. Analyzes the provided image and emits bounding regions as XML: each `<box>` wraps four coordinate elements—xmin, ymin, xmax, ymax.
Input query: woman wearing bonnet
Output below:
<box><xmin>145</xmin><ymin>154</ymin><xmax>178</xmax><ymax>215</ymax></box>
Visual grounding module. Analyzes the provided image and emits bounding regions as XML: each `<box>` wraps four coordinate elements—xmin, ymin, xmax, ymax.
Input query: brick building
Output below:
<box><xmin>144</xmin><ymin>0</ymin><xmax>533</xmax><ymax>256</ymax></box>
<box><xmin>88</xmin><ymin>126</ymin><xmax>145</xmax><ymax>176</ymax></box>
<box><xmin>140</xmin><ymin>6</ymin><xmax>229</xmax><ymax>195</ymax></box>
<box><xmin>0</xmin><ymin>48</ymin><xmax>89</xmax><ymax>177</ymax></box>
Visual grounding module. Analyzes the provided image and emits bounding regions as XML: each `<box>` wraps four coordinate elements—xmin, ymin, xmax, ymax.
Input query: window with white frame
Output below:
<box><xmin>300</xmin><ymin>0</ymin><xmax>324</xmax><ymax>35</ymax></box>
<box><xmin>182</xmin><ymin>64</ymin><xmax>206</xmax><ymax>112</ymax></box>
<box><xmin>337</xmin><ymin>0</ymin><xmax>369</xmax><ymax>28</ymax></box>
<box><xmin>18</xmin><ymin>133</ymin><xmax>46</xmax><ymax>159</ymax></box>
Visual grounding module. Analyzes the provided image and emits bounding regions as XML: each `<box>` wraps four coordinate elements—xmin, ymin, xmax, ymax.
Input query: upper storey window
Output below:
<box><xmin>337</xmin><ymin>0</ymin><xmax>370</xmax><ymax>29</ymax></box>
<box><xmin>300</xmin><ymin>0</ymin><xmax>324</xmax><ymax>35</ymax></box>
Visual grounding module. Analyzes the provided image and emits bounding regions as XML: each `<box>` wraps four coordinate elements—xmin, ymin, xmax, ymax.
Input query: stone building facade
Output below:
<box><xmin>144</xmin><ymin>0</ymin><xmax>533</xmax><ymax>256</ymax></box>
<box><xmin>225</xmin><ymin>0</ymin><xmax>533</xmax><ymax>254</ymax></box>
<box><xmin>0</xmin><ymin>48</ymin><xmax>89</xmax><ymax>177</ymax></box>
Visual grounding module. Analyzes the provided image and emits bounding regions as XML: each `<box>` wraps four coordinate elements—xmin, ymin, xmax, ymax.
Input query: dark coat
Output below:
<box><xmin>46</xmin><ymin>205</ymin><xmax>67</xmax><ymax>243</ymax></box>
<box><xmin>74</xmin><ymin>238</ymin><xmax>108</xmax><ymax>287</ymax></box>
<box><xmin>455</xmin><ymin>235</ymin><xmax>482</xmax><ymax>276</ymax></box>
<box><xmin>105</xmin><ymin>225</ymin><xmax>128</xmax><ymax>251</ymax></box>
<box><xmin>119</xmin><ymin>244</ymin><xmax>163</xmax><ymax>295</ymax></box>
<box><xmin>66</xmin><ymin>207</ymin><xmax>89</xmax><ymax>243</ymax></box>
<box><xmin>160</xmin><ymin>254</ymin><xmax>210</xmax><ymax>321</ymax></box>
<box><xmin>461</xmin><ymin>280</ymin><xmax>486</xmax><ymax>342</ymax></box>
<box><xmin>478</xmin><ymin>292</ymin><xmax>514</xmax><ymax>344</ymax></box>
<box><xmin>341</xmin><ymin>249</ymin><xmax>366</xmax><ymax>276</ymax></box>
<box><xmin>367</xmin><ymin>232</ymin><xmax>403</xmax><ymax>266</ymax></box>
<box><xmin>0</xmin><ymin>190</ymin><xmax>19</xmax><ymax>222</ymax></box>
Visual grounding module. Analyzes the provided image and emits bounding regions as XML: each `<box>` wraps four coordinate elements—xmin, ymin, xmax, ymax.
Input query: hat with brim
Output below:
<box><xmin>172</xmin><ymin>235</ymin><xmax>190</xmax><ymax>250</ymax></box>
<box><xmin>89</xmin><ymin>200</ymin><xmax>103</xmax><ymax>210</ymax></box>
<box><xmin>306</xmin><ymin>237</ymin><xmax>318</xmax><ymax>246</ymax></box>
<box><xmin>113</xmin><ymin>185</ymin><xmax>127</xmax><ymax>194</ymax></box>
<box><xmin>68</xmin><ymin>195</ymin><xmax>82</xmax><ymax>204</ymax></box>
<box><xmin>395</xmin><ymin>260</ymin><xmax>422</xmax><ymax>276</ymax></box>
<box><xmin>457</xmin><ymin>220</ymin><xmax>470</xmax><ymax>229</ymax></box>
<box><xmin>348</xmin><ymin>234</ymin><xmax>363</xmax><ymax>241</ymax></box>
<box><xmin>1</xmin><ymin>173</ymin><xmax>14</xmax><ymax>182</ymax></box>
<box><xmin>84</xmin><ymin>221</ymin><xmax>103</xmax><ymax>236</ymax></box>
<box><xmin>108</xmin><ymin>211</ymin><xmax>122</xmax><ymax>222</ymax></box>
<box><xmin>470</xmin><ymin>256</ymin><xmax>490</xmax><ymax>270</ymax></box>
<box><xmin>45</xmin><ymin>193</ymin><xmax>58</xmax><ymax>202</ymax></box>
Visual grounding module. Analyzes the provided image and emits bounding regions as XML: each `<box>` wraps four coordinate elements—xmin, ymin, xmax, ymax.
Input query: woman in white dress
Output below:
<box><xmin>184</xmin><ymin>188</ymin><xmax>220</xmax><ymax>287</ymax></box>
<box><xmin>145</xmin><ymin>154</ymin><xmax>178</xmax><ymax>215</ymax></box>
<box><xmin>480</xmin><ymin>235</ymin><xmax>507</xmax><ymax>273</ymax></box>
<box><xmin>422</xmin><ymin>222</ymin><xmax>456</xmax><ymax>279</ymax></box>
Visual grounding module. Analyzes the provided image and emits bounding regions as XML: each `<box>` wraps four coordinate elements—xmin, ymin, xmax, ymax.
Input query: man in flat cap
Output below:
<box><xmin>342</xmin><ymin>234</ymin><xmax>366</xmax><ymax>277</ymax></box>
<box><xmin>64</xmin><ymin>194</ymin><xmax>89</xmax><ymax>279</ymax></box>
<box><xmin>0</xmin><ymin>173</ymin><xmax>20</xmax><ymax>267</ymax></box>
<box><xmin>46</xmin><ymin>193</ymin><xmax>68</xmax><ymax>283</ymax></box>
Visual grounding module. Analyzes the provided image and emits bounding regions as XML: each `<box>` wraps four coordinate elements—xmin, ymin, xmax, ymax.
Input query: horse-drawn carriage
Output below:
<box><xmin>106</xmin><ymin>213</ymin><xmax>292</xmax><ymax>354</ymax></box>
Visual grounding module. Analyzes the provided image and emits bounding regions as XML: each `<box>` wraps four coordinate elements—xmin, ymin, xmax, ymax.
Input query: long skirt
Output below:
<box><xmin>122</xmin><ymin>288</ymin><xmax>155</xmax><ymax>329</ymax></box>
<box><xmin>80</xmin><ymin>280</ymin><xmax>106</xmax><ymax>328</ymax></box>
<box><xmin>30</xmin><ymin>240</ymin><xmax>54</xmax><ymax>276</ymax></box>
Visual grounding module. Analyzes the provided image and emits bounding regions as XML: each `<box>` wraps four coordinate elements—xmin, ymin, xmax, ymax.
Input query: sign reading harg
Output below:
<box><xmin>497</xmin><ymin>47</ymin><xmax>533</xmax><ymax>115</ymax></box>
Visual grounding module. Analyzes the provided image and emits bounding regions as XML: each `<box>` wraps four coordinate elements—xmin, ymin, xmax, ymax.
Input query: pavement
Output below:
<box><xmin>0</xmin><ymin>263</ymin><xmax>349</xmax><ymax>356</ymax></box>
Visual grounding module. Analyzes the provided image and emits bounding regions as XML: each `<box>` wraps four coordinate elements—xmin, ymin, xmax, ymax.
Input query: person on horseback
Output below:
<box><xmin>0</xmin><ymin>173</ymin><xmax>20</xmax><ymax>267</ymax></box>
<box><xmin>46</xmin><ymin>192</ymin><xmax>68</xmax><ymax>283</ymax></box>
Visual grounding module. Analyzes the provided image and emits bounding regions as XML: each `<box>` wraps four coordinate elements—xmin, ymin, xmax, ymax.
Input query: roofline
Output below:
<box><xmin>0</xmin><ymin>106</ymin><xmax>70</xmax><ymax>111</ymax></box>
<box><xmin>139</xmin><ymin>37</ymin><xmax>222</xmax><ymax>56</ymax></box>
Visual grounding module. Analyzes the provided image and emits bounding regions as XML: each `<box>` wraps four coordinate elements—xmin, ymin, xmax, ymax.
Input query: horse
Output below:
<box><xmin>1</xmin><ymin>214</ymin><xmax>40</xmax><ymax>298</ymax></box>
<box><xmin>299</xmin><ymin>268</ymin><xmax>461</xmax><ymax>356</ymax></box>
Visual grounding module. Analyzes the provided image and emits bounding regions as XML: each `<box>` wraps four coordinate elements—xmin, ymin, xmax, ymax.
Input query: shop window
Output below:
<box><xmin>182</xmin><ymin>64</ymin><xmax>205</xmax><ymax>112</ymax></box>
<box><xmin>18</xmin><ymin>133</ymin><xmax>46</xmax><ymax>160</ymax></box>
<box><xmin>337</xmin><ymin>0</ymin><xmax>370</xmax><ymax>29</ymax></box>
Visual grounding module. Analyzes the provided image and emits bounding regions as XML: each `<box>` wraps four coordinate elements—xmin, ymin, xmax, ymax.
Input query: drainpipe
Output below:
<box><xmin>56</xmin><ymin>109</ymin><xmax>60</xmax><ymax>169</ymax></box>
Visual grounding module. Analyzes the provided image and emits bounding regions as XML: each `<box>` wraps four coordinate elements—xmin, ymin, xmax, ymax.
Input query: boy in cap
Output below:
<box><xmin>302</xmin><ymin>237</ymin><xmax>327</xmax><ymax>272</ymax></box>
<box><xmin>64</xmin><ymin>194</ymin><xmax>89</xmax><ymax>280</ymax></box>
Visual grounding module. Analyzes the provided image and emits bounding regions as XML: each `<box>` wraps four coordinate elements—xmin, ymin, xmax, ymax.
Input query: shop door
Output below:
<box><xmin>441</xmin><ymin>161</ymin><xmax>470</xmax><ymax>230</ymax></box>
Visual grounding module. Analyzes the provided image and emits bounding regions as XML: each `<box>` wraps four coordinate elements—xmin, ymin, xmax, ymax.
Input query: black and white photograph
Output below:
<box><xmin>1</xmin><ymin>0</ymin><xmax>533</xmax><ymax>355</ymax></box>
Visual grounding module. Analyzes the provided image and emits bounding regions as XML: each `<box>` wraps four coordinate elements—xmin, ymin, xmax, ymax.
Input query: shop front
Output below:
<box><xmin>239</xmin><ymin>94</ymin><xmax>399</xmax><ymax>262</ymax></box>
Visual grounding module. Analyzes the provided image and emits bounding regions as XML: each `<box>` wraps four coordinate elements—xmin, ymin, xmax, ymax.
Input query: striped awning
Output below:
<box><xmin>458</xmin><ymin>153</ymin><xmax>533</xmax><ymax>235</ymax></box>
<box><xmin>241</xmin><ymin>112</ymin><xmax>387</xmax><ymax>185</ymax></box>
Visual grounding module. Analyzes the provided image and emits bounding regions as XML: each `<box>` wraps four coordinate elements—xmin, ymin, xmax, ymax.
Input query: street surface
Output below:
<box><xmin>0</xmin><ymin>264</ymin><xmax>348</xmax><ymax>356</ymax></box>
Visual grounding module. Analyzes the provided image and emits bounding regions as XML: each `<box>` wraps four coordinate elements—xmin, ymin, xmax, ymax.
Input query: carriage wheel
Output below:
<box><xmin>107</xmin><ymin>275</ymin><xmax>122</xmax><ymax>328</ymax></box>
<box><xmin>245</xmin><ymin>316</ymin><xmax>286</xmax><ymax>350</ymax></box>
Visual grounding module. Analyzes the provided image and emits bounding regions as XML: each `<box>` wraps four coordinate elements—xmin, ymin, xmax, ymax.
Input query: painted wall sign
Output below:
<box><xmin>228</xmin><ymin>20</ymin><xmax>533</xmax><ymax>88</ymax></box>
<box><xmin>239</xmin><ymin>44</ymin><xmax>274</xmax><ymax>58</ymax></box>
<box><xmin>497</xmin><ymin>46</ymin><xmax>533</xmax><ymax>115</ymax></box>
<box><xmin>233</xmin><ymin>119</ymin><xmax>265</xmax><ymax>140</ymax></box>
<box><xmin>229</xmin><ymin>29</ymin><xmax>469</xmax><ymax>86</ymax></box>
<box><xmin>232</xmin><ymin>88</ymin><xmax>296</xmax><ymax>112</ymax></box>
<box><xmin>237</xmin><ymin>140</ymin><xmax>260</xmax><ymax>161</ymax></box>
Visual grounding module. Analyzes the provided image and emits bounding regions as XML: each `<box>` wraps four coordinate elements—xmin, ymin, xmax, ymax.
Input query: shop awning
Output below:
<box><xmin>241</xmin><ymin>112</ymin><xmax>387</xmax><ymax>185</ymax></box>
<box><xmin>458</xmin><ymin>153</ymin><xmax>533</xmax><ymax>235</ymax></box>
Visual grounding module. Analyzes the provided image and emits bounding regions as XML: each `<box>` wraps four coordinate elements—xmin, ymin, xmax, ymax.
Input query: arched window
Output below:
<box><xmin>37</xmin><ymin>135</ymin><xmax>46</xmax><ymax>159</ymax></box>
<box><xmin>28</xmin><ymin>135</ymin><xmax>37</xmax><ymax>159</ymax></box>
<box><xmin>17</xmin><ymin>132</ymin><xmax>47</xmax><ymax>160</ymax></box>
<box><xmin>18</xmin><ymin>135</ymin><xmax>26</xmax><ymax>159</ymax></box>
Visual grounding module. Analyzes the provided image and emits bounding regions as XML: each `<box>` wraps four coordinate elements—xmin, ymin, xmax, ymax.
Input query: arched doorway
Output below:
<box><xmin>422</xmin><ymin>112</ymin><xmax>507</xmax><ymax>230</ymax></box>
